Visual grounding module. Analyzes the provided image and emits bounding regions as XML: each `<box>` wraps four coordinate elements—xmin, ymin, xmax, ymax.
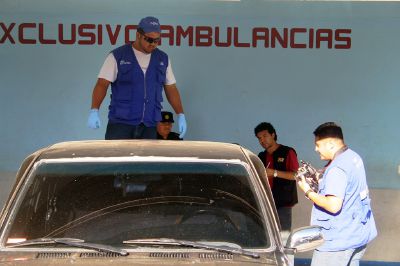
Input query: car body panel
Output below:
<box><xmin>0</xmin><ymin>249</ymin><xmax>281</xmax><ymax>265</ymax></box>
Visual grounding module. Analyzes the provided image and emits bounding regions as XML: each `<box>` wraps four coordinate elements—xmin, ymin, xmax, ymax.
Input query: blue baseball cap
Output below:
<box><xmin>138</xmin><ymin>16</ymin><xmax>161</xmax><ymax>33</ymax></box>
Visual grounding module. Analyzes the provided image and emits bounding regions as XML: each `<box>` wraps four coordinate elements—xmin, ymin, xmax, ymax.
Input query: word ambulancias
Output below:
<box><xmin>1</xmin><ymin>22</ymin><xmax>351</xmax><ymax>49</ymax></box>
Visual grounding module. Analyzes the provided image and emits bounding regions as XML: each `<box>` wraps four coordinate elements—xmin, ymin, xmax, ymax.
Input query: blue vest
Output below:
<box><xmin>108</xmin><ymin>44</ymin><xmax>168</xmax><ymax>126</ymax></box>
<box><xmin>311</xmin><ymin>149</ymin><xmax>377</xmax><ymax>251</ymax></box>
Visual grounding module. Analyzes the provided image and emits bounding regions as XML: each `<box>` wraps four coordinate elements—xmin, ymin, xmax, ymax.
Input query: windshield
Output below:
<box><xmin>4</xmin><ymin>160</ymin><xmax>270</xmax><ymax>249</ymax></box>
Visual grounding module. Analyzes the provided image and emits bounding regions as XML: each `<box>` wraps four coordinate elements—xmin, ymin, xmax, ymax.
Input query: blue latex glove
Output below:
<box><xmin>87</xmin><ymin>109</ymin><xmax>101</xmax><ymax>129</ymax></box>
<box><xmin>178</xmin><ymin>113</ymin><xmax>187</xmax><ymax>139</ymax></box>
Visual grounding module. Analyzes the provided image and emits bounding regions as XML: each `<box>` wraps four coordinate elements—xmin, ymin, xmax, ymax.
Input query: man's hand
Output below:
<box><xmin>87</xmin><ymin>109</ymin><xmax>101</xmax><ymax>129</ymax></box>
<box><xmin>266</xmin><ymin>168</ymin><xmax>273</xmax><ymax>177</ymax></box>
<box><xmin>178</xmin><ymin>113</ymin><xmax>187</xmax><ymax>138</ymax></box>
<box><xmin>297</xmin><ymin>175</ymin><xmax>312</xmax><ymax>193</ymax></box>
<box><xmin>295</xmin><ymin>160</ymin><xmax>320</xmax><ymax>193</ymax></box>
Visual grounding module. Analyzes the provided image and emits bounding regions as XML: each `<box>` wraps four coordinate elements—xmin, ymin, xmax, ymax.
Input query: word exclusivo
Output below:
<box><xmin>0</xmin><ymin>22</ymin><xmax>351</xmax><ymax>49</ymax></box>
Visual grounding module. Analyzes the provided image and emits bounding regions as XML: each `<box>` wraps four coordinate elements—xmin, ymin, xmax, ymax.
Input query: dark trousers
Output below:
<box><xmin>277</xmin><ymin>206</ymin><xmax>292</xmax><ymax>231</ymax></box>
<box><xmin>105</xmin><ymin>122</ymin><xmax>157</xmax><ymax>140</ymax></box>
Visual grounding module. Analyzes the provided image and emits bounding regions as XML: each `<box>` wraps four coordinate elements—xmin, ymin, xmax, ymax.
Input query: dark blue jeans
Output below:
<box><xmin>105</xmin><ymin>122</ymin><xmax>157</xmax><ymax>140</ymax></box>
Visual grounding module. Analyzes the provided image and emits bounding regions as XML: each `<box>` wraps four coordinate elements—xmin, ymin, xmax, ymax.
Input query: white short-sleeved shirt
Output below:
<box><xmin>98</xmin><ymin>46</ymin><xmax>176</xmax><ymax>85</ymax></box>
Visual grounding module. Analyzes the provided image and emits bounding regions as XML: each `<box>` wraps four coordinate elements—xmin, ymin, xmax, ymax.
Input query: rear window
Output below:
<box><xmin>4</xmin><ymin>160</ymin><xmax>270</xmax><ymax>248</ymax></box>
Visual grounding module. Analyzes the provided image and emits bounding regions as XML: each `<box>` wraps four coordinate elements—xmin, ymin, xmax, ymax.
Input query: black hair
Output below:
<box><xmin>313</xmin><ymin>122</ymin><xmax>344</xmax><ymax>140</ymax></box>
<box><xmin>254</xmin><ymin>122</ymin><xmax>277</xmax><ymax>141</ymax></box>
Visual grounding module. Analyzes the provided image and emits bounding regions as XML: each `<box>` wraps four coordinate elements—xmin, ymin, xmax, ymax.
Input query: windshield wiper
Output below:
<box><xmin>7</xmin><ymin>238</ymin><xmax>128</xmax><ymax>256</ymax></box>
<box><xmin>123</xmin><ymin>238</ymin><xmax>259</xmax><ymax>259</ymax></box>
<box><xmin>7</xmin><ymin>238</ymin><xmax>84</xmax><ymax>247</ymax></box>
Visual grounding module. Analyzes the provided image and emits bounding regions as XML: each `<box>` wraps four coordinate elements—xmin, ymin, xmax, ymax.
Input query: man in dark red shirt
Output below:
<box><xmin>254</xmin><ymin>122</ymin><xmax>299</xmax><ymax>236</ymax></box>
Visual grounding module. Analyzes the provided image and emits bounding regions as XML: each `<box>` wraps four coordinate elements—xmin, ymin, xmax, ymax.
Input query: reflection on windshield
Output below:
<box><xmin>5</xmin><ymin>161</ymin><xmax>269</xmax><ymax>248</ymax></box>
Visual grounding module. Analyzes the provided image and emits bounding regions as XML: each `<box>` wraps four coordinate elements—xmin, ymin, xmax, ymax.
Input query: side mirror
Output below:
<box><xmin>284</xmin><ymin>226</ymin><xmax>324</xmax><ymax>255</ymax></box>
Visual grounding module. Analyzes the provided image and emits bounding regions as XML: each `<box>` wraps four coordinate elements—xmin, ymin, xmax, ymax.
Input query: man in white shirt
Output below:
<box><xmin>87</xmin><ymin>16</ymin><xmax>187</xmax><ymax>140</ymax></box>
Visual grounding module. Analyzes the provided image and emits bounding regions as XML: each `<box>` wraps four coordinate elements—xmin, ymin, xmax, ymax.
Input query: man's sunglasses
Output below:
<box><xmin>138</xmin><ymin>29</ymin><xmax>160</xmax><ymax>44</ymax></box>
<box><xmin>143</xmin><ymin>35</ymin><xmax>160</xmax><ymax>44</ymax></box>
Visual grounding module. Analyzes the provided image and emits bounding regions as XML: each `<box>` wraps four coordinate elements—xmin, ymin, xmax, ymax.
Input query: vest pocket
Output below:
<box><xmin>315</xmin><ymin>213</ymin><xmax>333</xmax><ymax>240</ymax></box>
<box><xmin>113</xmin><ymin>86</ymin><xmax>133</xmax><ymax>101</ymax></box>
<box><xmin>151</xmin><ymin>88</ymin><xmax>162</xmax><ymax>122</ymax></box>
<box><xmin>358</xmin><ymin>197</ymin><xmax>372</xmax><ymax>225</ymax></box>
<box><xmin>110</xmin><ymin>101</ymin><xmax>140</xmax><ymax>120</ymax></box>
<box><xmin>154</xmin><ymin>102</ymin><xmax>162</xmax><ymax>122</ymax></box>
<box><xmin>114</xmin><ymin>65</ymin><xmax>135</xmax><ymax>101</ymax></box>
<box><xmin>156</xmin><ymin>63</ymin><xmax>167</xmax><ymax>84</ymax></box>
<box><xmin>156</xmin><ymin>87</ymin><xmax>163</xmax><ymax>102</ymax></box>
<box><xmin>118</xmin><ymin>64</ymin><xmax>134</xmax><ymax>83</ymax></box>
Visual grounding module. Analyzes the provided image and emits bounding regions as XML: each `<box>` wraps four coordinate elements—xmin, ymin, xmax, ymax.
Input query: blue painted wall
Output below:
<box><xmin>1</xmin><ymin>0</ymin><xmax>400</xmax><ymax>188</ymax></box>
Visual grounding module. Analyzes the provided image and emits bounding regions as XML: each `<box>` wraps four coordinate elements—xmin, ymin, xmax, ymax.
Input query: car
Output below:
<box><xmin>0</xmin><ymin>140</ymin><xmax>323</xmax><ymax>265</ymax></box>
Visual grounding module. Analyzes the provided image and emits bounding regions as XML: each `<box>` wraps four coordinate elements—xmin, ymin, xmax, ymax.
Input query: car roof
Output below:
<box><xmin>35</xmin><ymin>140</ymin><xmax>251</xmax><ymax>162</ymax></box>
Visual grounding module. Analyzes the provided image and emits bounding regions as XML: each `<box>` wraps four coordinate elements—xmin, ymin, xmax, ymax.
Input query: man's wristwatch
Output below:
<box><xmin>273</xmin><ymin>170</ymin><xmax>278</xmax><ymax>178</ymax></box>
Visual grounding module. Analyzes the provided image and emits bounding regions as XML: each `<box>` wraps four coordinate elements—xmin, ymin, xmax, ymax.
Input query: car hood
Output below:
<box><xmin>0</xmin><ymin>251</ymin><xmax>281</xmax><ymax>266</ymax></box>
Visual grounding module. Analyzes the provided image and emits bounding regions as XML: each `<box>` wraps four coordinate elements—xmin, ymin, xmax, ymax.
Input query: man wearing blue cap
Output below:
<box><xmin>87</xmin><ymin>16</ymin><xmax>187</xmax><ymax>140</ymax></box>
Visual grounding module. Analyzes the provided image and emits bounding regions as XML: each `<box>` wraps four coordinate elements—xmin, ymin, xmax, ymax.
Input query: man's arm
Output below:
<box><xmin>91</xmin><ymin>78</ymin><xmax>111</xmax><ymax>109</ymax></box>
<box><xmin>297</xmin><ymin>176</ymin><xmax>343</xmax><ymax>214</ymax></box>
<box><xmin>306</xmin><ymin>191</ymin><xmax>343</xmax><ymax>214</ymax></box>
<box><xmin>266</xmin><ymin>168</ymin><xmax>297</xmax><ymax>180</ymax></box>
<box><xmin>266</xmin><ymin>149</ymin><xmax>298</xmax><ymax>180</ymax></box>
<box><xmin>164</xmin><ymin>83</ymin><xmax>186</xmax><ymax>138</ymax></box>
<box><xmin>164</xmin><ymin>83</ymin><xmax>184</xmax><ymax>114</ymax></box>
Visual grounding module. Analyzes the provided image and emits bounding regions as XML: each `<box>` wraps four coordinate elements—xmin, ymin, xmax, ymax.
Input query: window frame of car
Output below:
<box><xmin>243</xmin><ymin>150</ymin><xmax>284</xmax><ymax>249</ymax></box>
<box><xmin>0</xmin><ymin>156</ymin><xmax>278</xmax><ymax>252</ymax></box>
